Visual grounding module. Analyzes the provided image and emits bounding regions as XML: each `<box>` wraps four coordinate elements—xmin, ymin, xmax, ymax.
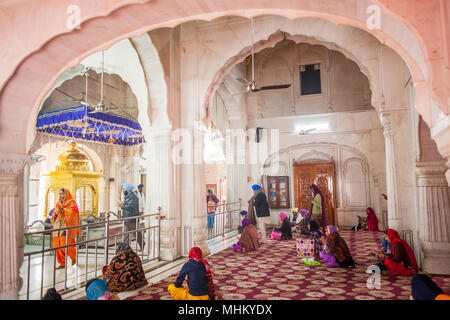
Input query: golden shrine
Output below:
<box><xmin>44</xmin><ymin>142</ymin><xmax>103</xmax><ymax>219</ymax></box>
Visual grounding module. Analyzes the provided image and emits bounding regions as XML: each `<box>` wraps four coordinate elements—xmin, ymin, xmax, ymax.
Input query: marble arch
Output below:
<box><xmin>1</xmin><ymin>0</ymin><xmax>450</xmax><ymax>299</ymax></box>
<box><xmin>205</xmin><ymin>27</ymin><xmax>379</xmax><ymax>115</ymax></box>
<box><xmin>1</xmin><ymin>1</ymin><xmax>447</xmax><ymax>155</ymax></box>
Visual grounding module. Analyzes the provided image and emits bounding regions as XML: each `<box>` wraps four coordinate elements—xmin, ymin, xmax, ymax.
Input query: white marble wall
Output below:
<box><xmin>248</xmin><ymin>110</ymin><xmax>386</xmax><ymax>227</ymax></box>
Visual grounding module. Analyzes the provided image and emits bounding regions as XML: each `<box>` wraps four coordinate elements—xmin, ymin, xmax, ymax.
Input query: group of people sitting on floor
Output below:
<box><xmin>40</xmin><ymin>182</ymin><xmax>449</xmax><ymax>301</ymax></box>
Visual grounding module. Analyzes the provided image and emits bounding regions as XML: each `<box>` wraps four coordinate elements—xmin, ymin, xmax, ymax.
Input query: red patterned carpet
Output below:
<box><xmin>126</xmin><ymin>230</ymin><xmax>450</xmax><ymax>300</ymax></box>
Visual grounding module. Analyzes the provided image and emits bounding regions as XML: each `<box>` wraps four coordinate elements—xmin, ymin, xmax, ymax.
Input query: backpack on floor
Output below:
<box><xmin>296</xmin><ymin>239</ymin><xmax>315</xmax><ymax>258</ymax></box>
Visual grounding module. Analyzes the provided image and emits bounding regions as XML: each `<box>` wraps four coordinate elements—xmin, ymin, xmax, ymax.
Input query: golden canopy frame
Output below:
<box><xmin>44</xmin><ymin>142</ymin><xmax>103</xmax><ymax>219</ymax></box>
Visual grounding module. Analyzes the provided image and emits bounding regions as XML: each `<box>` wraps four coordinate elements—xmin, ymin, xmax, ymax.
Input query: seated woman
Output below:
<box><xmin>237</xmin><ymin>210</ymin><xmax>248</xmax><ymax>233</ymax></box>
<box><xmin>319</xmin><ymin>226</ymin><xmax>340</xmax><ymax>267</ymax></box>
<box><xmin>377</xmin><ymin>229</ymin><xmax>418</xmax><ymax>276</ymax></box>
<box><xmin>325</xmin><ymin>225</ymin><xmax>355</xmax><ymax>267</ymax></box>
<box><xmin>272</xmin><ymin>211</ymin><xmax>292</xmax><ymax>240</ymax></box>
<box><xmin>306</xmin><ymin>220</ymin><xmax>324</xmax><ymax>259</ymax></box>
<box><xmin>297</xmin><ymin>209</ymin><xmax>310</xmax><ymax>236</ymax></box>
<box><xmin>366</xmin><ymin>207</ymin><xmax>379</xmax><ymax>231</ymax></box>
<box><xmin>102</xmin><ymin>242</ymin><xmax>148</xmax><ymax>292</ymax></box>
<box><xmin>86</xmin><ymin>278</ymin><xmax>120</xmax><ymax>300</ymax></box>
<box><xmin>235</xmin><ymin>217</ymin><xmax>259</xmax><ymax>253</ymax></box>
<box><xmin>168</xmin><ymin>247</ymin><xmax>216</xmax><ymax>300</ymax></box>
<box><xmin>410</xmin><ymin>274</ymin><xmax>450</xmax><ymax>300</ymax></box>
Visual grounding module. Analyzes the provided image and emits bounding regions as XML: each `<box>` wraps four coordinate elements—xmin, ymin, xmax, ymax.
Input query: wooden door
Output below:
<box><xmin>293</xmin><ymin>159</ymin><xmax>336</xmax><ymax>226</ymax></box>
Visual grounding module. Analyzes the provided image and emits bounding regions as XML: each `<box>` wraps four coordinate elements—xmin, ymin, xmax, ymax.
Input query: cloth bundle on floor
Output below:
<box><xmin>296</xmin><ymin>239</ymin><xmax>315</xmax><ymax>258</ymax></box>
<box><xmin>301</xmin><ymin>258</ymin><xmax>321</xmax><ymax>266</ymax></box>
<box><xmin>271</xmin><ymin>230</ymin><xmax>282</xmax><ymax>240</ymax></box>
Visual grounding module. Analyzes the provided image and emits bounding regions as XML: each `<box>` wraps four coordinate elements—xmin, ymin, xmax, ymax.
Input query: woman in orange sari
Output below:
<box><xmin>52</xmin><ymin>188</ymin><xmax>81</xmax><ymax>269</ymax></box>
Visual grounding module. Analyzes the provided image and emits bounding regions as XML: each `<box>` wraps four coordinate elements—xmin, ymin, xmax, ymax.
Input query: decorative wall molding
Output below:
<box><xmin>0</xmin><ymin>153</ymin><xmax>30</xmax><ymax>177</ymax></box>
<box><xmin>296</xmin><ymin>149</ymin><xmax>332</xmax><ymax>163</ymax></box>
<box><xmin>342</xmin><ymin>157</ymin><xmax>370</xmax><ymax>208</ymax></box>
<box><xmin>263</xmin><ymin>160</ymin><xmax>288</xmax><ymax>176</ymax></box>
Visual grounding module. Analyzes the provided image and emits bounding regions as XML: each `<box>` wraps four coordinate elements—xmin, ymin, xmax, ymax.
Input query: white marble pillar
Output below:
<box><xmin>179</xmin><ymin>24</ymin><xmax>210</xmax><ymax>257</ymax></box>
<box><xmin>146</xmin><ymin>128</ymin><xmax>180</xmax><ymax>260</ymax></box>
<box><xmin>380</xmin><ymin>112</ymin><xmax>401</xmax><ymax>229</ymax></box>
<box><xmin>416</xmin><ymin>161</ymin><xmax>450</xmax><ymax>274</ymax></box>
<box><xmin>109</xmin><ymin>147</ymin><xmax>121</xmax><ymax>214</ymax></box>
<box><xmin>0</xmin><ymin>153</ymin><xmax>29</xmax><ymax>299</ymax></box>
<box><xmin>191</xmin><ymin>126</ymin><xmax>210</xmax><ymax>256</ymax></box>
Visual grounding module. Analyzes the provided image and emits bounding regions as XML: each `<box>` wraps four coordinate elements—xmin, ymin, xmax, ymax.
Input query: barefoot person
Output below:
<box><xmin>250</xmin><ymin>184</ymin><xmax>271</xmax><ymax>243</ymax></box>
<box><xmin>324</xmin><ymin>225</ymin><xmax>355</xmax><ymax>267</ymax></box>
<box><xmin>309</xmin><ymin>184</ymin><xmax>327</xmax><ymax>227</ymax></box>
<box><xmin>376</xmin><ymin>228</ymin><xmax>418</xmax><ymax>276</ymax></box>
<box><xmin>235</xmin><ymin>216</ymin><xmax>259</xmax><ymax>253</ymax></box>
<box><xmin>271</xmin><ymin>211</ymin><xmax>292</xmax><ymax>240</ymax></box>
<box><xmin>51</xmin><ymin>188</ymin><xmax>81</xmax><ymax>269</ymax></box>
<box><xmin>168</xmin><ymin>247</ymin><xmax>216</xmax><ymax>300</ymax></box>
<box><xmin>366</xmin><ymin>207</ymin><xmax>379</xmax><ymax>231</ymax></box>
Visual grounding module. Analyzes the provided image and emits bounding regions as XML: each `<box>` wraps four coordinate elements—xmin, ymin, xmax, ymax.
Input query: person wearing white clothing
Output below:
<box><xmin>135</xmin><ymin>184</ymin><xmax>146</xmax><ymax>215</ymax></box>
<box><xmin>135</xmin><ymin>184</ymin><xmax>149</xmax><ymax>231</ymax></box>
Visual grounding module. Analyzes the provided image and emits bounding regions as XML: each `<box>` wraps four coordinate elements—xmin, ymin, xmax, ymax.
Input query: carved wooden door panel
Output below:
<box><xmin>293</xmin><ymin>160</ymin><xmax>336</xmax><ymax>226</ymax></box>
<box><xmin>293</xmin><ymin>166</ymin><xmax>313</xmax><ymax>212</ymax></box>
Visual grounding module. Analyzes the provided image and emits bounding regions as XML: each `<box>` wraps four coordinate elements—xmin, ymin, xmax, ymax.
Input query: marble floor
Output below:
<box><xmin>20</xmin><ymin>238</ymin><xmax>159</xmax><ymax>300</ymax></box>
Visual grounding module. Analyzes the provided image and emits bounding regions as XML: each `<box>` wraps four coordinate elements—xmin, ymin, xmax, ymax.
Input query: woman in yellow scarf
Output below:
<box><xmin>51</xmin><ymin>188</ymin><xmax>81</xmax><ymax>269</ymax></box>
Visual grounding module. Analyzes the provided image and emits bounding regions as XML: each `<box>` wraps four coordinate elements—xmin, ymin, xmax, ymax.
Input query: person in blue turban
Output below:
<box><xmin>252</xmin><ymin>184</ymin><xmax>262</xmax><ymax>191</ymax></box>
<box><xmin>249</xmin><ymin>184</ymin><xmax>271</xmax><ymax>243</ymax></box>
<box><xmin>86</xmin><ymin>278</ymin><xmax>119</xmax><ymax>300</ymax></box>
<box><xmin>121</xmin><ymin>183</ymin><xmax>134</xmax><ymax>192</ymax></box>
<box><xmin>120</xmin><ymin>183</ymin><xmax>144</xmax><ymax>250</ymax></box>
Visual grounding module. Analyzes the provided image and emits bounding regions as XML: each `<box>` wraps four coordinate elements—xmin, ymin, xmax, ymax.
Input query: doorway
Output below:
<box><xmin>293</xmin><ymin>158</ymin><xmax>337</xmax><ymax>226</ymax></box>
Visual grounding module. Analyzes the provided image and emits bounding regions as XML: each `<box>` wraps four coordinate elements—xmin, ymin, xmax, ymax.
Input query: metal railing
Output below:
<box><xmin>21</xmin><ymin>208</ymin><xmax>161</xmax><ymax>300</ymax></box>
<box><xmin>206</xmin><ymin>200</ymin><xmax>241</xmax><ymax>240</ymax></box>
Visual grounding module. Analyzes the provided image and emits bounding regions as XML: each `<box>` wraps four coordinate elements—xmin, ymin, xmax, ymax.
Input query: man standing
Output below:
<box><xmin>120</xmin><ymin>183</ymin><xmax>144</xmax><ymax>250</ymax></box>
<box><xmin>135</xmin><ymin>184</ymin><xmax>146</xmax><ymax>216</ymax></box>
<box><xmin>249</xmin><ymin>184</ymin><xmax>271</xmax><ymax>243</ymax></box>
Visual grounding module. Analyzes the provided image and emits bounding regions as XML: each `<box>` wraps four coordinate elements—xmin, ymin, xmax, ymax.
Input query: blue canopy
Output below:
<box><xmin>36</xmin><ymin>106</ymin><xmax>145</xmax><ymax>146</ymax></box>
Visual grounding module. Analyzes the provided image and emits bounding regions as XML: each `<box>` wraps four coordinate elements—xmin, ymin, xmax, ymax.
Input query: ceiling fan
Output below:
<box><xmin>236</xmin><ymin>18</ymin><xmax>291</xmax><ymax>93</ymax></box>
<box><xmin>55</xmin><ymin>61</ymin><xmax>134</xmax><ymax>117</ymax></box>
<box><xmin>89</xmin><ymin>51</ymin><xmax>135</xmax><ymax>115</ymax></box>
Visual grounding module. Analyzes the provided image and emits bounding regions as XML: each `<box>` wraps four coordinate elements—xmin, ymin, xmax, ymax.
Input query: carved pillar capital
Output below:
<box><xmin>379</xmin><ymin>111</ymin><xmax>393</xmax><ymax>138</ymax></box>
<box><xmin>416</xmin><ymin>161</ymin><xmax>448</xmax><ymax>187</ymax></box>
<box><xmin>0</xmin><ymin>153</ymin><xmax>30</xmax><ymax>177</ymax></box>
<box><xmin>429</xmin><ymin>114</ymin><xmax>450</xmax><ymax>185</ymax></box>
<box><xmin>416</xmin><ymin>159</ymin><xmax>450</xmax><ymax>274</ymax></box>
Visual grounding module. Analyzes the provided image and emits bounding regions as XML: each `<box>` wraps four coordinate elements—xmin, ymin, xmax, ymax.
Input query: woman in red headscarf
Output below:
<box><xmin>52</xmin><ymin>188</ymin><xmax>81</xmax><ymax>269</ymax></box>
<box><xmin>366</xmin><ymin>207</ymin><xmax>379</xmax><ymax>231</ymax></box>
<box><xmin>380</xmin><ymin>229</ymin><xmax>418</xmax><ymax>276</ymax></box>
<box><xmin>168</xmin><ymin>247</ymin><xmax>216</xmax><ymax>300</ymax></box>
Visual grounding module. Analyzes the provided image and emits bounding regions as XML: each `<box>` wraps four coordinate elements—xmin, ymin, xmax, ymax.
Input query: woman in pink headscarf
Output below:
<box><xmin>272</xmin><ymin>211</ymin><xmax>292</xmax><ymax>240</ymax></box>
<box><xmin>366</xmin><ymin>207</ymin><xmax>379</xmax><ymax>231</ymax></box>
